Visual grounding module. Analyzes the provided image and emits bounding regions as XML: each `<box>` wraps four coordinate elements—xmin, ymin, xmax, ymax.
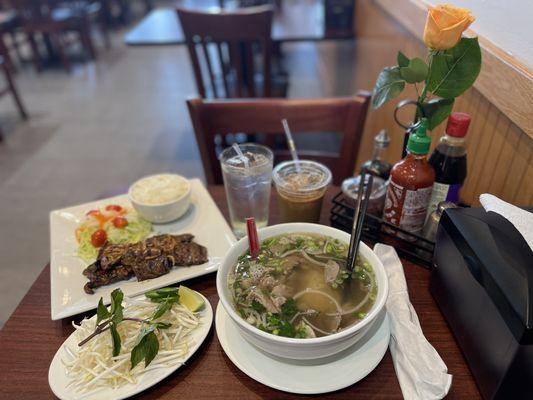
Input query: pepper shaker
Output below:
<box><xmin>422</xmin><ymin>201</ymin><xmax>458</xmax><ymax>242</ymax></box>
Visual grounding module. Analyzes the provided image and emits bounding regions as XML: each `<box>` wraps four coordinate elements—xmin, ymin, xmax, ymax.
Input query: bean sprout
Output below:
<box><xmin>63</xmin><ymin>297</ymin><xmax>201</xmax><ymax>394</ymax></box>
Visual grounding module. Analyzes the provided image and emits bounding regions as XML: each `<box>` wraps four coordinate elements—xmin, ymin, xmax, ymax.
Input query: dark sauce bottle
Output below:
<box><xmin>426</xmin><ymin>112</ymin><xmax>470</xmax><ymax>219</ymax></box>
<box><xmin>360</xmin><ymin>129</ymin><xmax>392</xmax><ymax>180</ymax></box>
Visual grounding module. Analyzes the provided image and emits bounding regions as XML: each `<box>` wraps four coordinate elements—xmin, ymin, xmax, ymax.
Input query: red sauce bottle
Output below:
<box><xmin>383</xmin><ymin>118</ymin><xmax>435</xmax><ymax>235</ymax></box>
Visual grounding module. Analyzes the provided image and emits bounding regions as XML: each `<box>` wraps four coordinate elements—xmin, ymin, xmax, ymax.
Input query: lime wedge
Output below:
<box><xmin>178</xmin><ymin>286</ymin><xmax>205</xmax><ymax>312</ymax></box>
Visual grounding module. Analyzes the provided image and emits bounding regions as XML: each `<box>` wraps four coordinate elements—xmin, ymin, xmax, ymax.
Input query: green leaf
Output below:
<box><xmin>96</xmin><ymin>298</ymin><xmax>111</xmax><ymax>325</ymax></box>
<box><xmin>397</xmin><ymin>51</ymin><xmax>410</xmax><ymax>68</ymax></box>
<box><xmin>372</xmin><ymin>67</ymin><xmax>405</xmax><ymax>109</ymax></box>
<box><xmin>153</xmin><ymin>322</ymin><xmax>172</xmax><ymax>330</ymax></box>
<box><xmin>151</xmin><ymin>299</ymin><xmax>173</xmax><ymax>321</ymax></box>
<box><xmin>422</xmin><ymin>98</ymin><xmax>455</xmax><ymax>130</ymax></box>
<box><xmin>280</xmin><ymin>298</ymin><xmax>298</xmax><ymax>319</ymax></box>
<box><xmin>400</xmin><ymin>58</ymin><xmax>428</xmax><ymax>83</ymax></box>
<box><xmin>110</xmin><ymin>323</ymin><xmax>121</xmax><ymax>357</ymax></box>
<box><xmin>110</xmin><ymin>289</ymin><xmax>123</xmax><ymax>314</ymax></box>
<box><xmin>427</xmin><ymin>37</ymin><xmax>482</xmax><ymax>99</ymax></box>
<box><xmin>130</xmin><ymin>340</ymin><xmax>146</xmax><ymax>370</ymax></box>
<box><xmin>130</xmin><ymin>328</ymin><xmax>159</xmax><ymax>369</ymax></box>
<box><xmin>143</xmin><ymin>332</ymin><xmax>159</xmax><ymax>367</ymax></box>
<box><xmin>251</xmin><ymin>300</ymin><xmax>266</xmax><ymax>313</ymax></box>
<box><xmin>110</xmin><ymin>289</ymin><xmax>124</xmax><ymax>324</ymax></box>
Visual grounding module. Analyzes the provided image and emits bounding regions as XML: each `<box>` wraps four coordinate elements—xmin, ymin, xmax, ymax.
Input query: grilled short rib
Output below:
<box><xmin>83</xmin><ymin>234</ymin><xmax>208</xmax><ymax>294</ymax></box>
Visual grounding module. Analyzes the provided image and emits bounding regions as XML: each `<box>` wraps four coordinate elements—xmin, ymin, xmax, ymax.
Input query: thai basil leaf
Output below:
<box><xmin>400</xmin><ymin>57</ymin><xmax>428</xmax><ymax>83</ymax></box>
<box><xmin>151</xmin><ymin>299</ymin><xmax>173</xmax><ymax>321</ymax></box>
<box><xmin>372</xmin><ymin>66</ymin><xmax>405</xmax><ymax>109</ymax></box>
<box><xmin>427</xmin><ymin>37</ymin><xmax>482</xmax><ymax>99</ymax></box>
<box><xmin>153</xmin><ymin>322</ymin><xmax>172</xmax><ymax>330</ymax></box>
<box><xmin>422</xmin><ymin>98</ymin><xmax>455</xmax><ymax>130</ymax></box>
<box><xmin>110</xmin><ymin>289</ymin><xmax>124</xmax><ymax>324</ymax></box>
<box><xmin>131</xmin><ymin>327</ymin><xmax>159</xmax><ymax>369</ymax></box>
<box><xmin>143</xmin><ymin>332</ymin><xmax>159</xmax><ymax>367</ymax></box>
<box><xmin>96</xmin><ymin>298</ymin><xmax>111</xmax><ymax>325</ymax></box>
<box><xmin>110</xmin><ymin>289</ymin><xmax>123</xmax><ymax>314</ymax></box>
<box><xmin>110</xmin><ymin>323</ymin><xmax>121</xmax><ymax>357</ymax></box>
<box><xmin>397</xmin><ymin>51</ymin><xmax>410</xmax><ymax>68</ymax></box>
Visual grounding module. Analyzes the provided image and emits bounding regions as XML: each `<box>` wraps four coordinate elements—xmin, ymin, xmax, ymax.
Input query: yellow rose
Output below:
<box><xmin>423</xmin><ymin>4</ymin><xmax>475</xmax><ymax>50</ymax></box>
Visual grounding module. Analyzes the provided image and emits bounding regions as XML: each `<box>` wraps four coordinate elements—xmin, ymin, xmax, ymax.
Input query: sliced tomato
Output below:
<box><xmin>112</xmin><ymin>216</ymin><xmax>128</xmax><ymax>228</ymax></box>
<box><xmin>91</xmin><ymin>229</ymin><xmax>107</xmax><ymax>247</ymax></box>
<box><xmin>105</xmin><ymin>204</ymin><xmax>123</xmax><ymax>212</ymax></box>
<box><xmin>86</xmin><ymin>209</ymin><xmax>100</xmax><ymax>216</ymax></box>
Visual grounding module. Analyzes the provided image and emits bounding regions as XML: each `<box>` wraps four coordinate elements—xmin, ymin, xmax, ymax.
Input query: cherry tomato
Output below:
<box><xmin>112</xmin><ymin>216</ymin><xmax>128</xmax><ymax>228</ymax></box>
<box><xmin>86</xmin><ymin>209</ymin><xmax>100</xmax><ymax>216</ymax></box>
<box><xmin>105</xmin><ymin>204</ymin><xmax>123</xmax><ymax>212</ymax></box>
<box><xmin>91</xmin><ymin>229</ymin><xmax>107</xmax><ymax>247</ymax></box>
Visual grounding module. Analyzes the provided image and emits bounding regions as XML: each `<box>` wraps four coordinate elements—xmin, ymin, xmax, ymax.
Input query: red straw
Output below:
<box><xmin>246</xmin><ymin>217</ymin><xmax>260</xmax><ymax>259</ymax></box>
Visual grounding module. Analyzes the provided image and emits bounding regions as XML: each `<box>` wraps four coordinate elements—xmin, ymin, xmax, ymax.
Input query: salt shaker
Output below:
<box><xmin>422</xmin><ymin>201</ymin><xmax>457</xmax><ymax>242</ymax></box>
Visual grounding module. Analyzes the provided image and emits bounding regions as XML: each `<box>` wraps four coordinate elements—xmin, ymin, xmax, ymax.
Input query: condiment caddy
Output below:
<box><xmin>330</xmin><ymin>191</ymin><xmax>435</xmax><ymax>267</ymax></box>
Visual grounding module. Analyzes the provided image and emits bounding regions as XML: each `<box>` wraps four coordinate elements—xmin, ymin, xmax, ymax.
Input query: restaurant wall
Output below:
<box><xmin>345</xmin><ymin>0</ymin><xmax>533</xmax><ymax>206</ymax></box>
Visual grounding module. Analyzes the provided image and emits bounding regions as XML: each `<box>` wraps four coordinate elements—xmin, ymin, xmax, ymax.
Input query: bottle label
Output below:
<box><xmin>383</xmin><ymin>180</ymin><xmax>433</xmax><ymax>234</ymax></box>
<box><xmin>425</xmin><ymin>182</ymin><xmax>462</xmax><ymax>220</ymax></box>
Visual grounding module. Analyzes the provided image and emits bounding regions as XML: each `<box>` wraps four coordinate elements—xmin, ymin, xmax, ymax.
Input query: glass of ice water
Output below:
<box><xmin>220</xmin><ymin>143</ymin><xmax>274</xmax><ymax>238</ymax></box>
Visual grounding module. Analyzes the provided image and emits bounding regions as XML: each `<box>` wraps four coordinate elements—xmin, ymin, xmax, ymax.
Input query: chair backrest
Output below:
<box><xmin>7</xmin><ymin>0</ymin><xmax>58</xmax><ymax>19</ymax></box>
<box><xmin>187</xmin><ymin>93</ymin><xmax>371</xmax><ymax>185</ymax></box>
<box><xmin>177</xmin><ymin>6</ymin><xmax>273</xmax><ymax>99</ymax></box>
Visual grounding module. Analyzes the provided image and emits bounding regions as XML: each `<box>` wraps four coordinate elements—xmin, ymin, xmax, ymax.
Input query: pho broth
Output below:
<box><xmin>228</xmin><ymin>233</ymin><xmax>377</xmax><ymax>339</ymax></box>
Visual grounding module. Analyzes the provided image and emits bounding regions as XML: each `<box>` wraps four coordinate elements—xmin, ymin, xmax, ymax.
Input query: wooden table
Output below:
<box><xmin>125</xmin><ymin>0</ymin><xmax>352</xmax><ymax>46</ymax></box>
<box><xmin>0</xmin><ymin>186</ymin><xmax>481</xmax><ymax>399</ymax></box>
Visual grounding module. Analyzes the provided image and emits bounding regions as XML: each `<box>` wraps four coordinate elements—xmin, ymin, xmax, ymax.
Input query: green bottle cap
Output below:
<box><xmin>407</xmin><ymin>118</ymin><xmax>431</xmax><ymax>155</ymax></box>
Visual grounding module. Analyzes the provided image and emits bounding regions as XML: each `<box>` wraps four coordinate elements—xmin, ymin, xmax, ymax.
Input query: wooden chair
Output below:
<box><xmin>0</xmin><ymin>55</ymin><xmax>28</xmax><ymax>140</ymax></box>
<box><xmin>9</xmin><ymin>0</ymin><xmax>106</xmax><ymax>73</ymax></box>
<box><xmin>177</xmin><ymin>6</ymin><xmax>275</xmax><ymax>99</ymax></box>
<box><xmin>187</xmin><ymin>93</ymin><xmax>371</xmax><ymax>185</ymax></box>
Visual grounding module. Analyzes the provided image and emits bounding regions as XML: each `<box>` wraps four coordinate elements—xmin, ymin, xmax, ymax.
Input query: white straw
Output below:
<box><xmin>281</xmin><ymin>119</ymin><xmax>301</xmax><ymax>172</ymax></box>
<box><xmin>232</xmin><ymin>143</ymin><xmax>250</xmax><ymax>171</ymax></box>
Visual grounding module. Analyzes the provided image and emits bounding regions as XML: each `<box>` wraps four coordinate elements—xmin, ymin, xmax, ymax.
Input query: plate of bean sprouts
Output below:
<box><xmin>48</xmin><ymin>288</ymin><xmax>212</xmax><ymax>400</ymax></box>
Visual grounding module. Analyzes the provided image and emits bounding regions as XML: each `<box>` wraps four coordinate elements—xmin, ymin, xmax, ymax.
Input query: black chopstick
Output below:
<box><xmin>347</xmin><ymin>173</ymin><xmax>374</xmax><ymax>273</ymax></box>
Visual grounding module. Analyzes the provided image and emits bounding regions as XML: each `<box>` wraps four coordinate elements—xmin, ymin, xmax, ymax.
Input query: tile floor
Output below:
<box><xmin>0</xmin><ymin>20</ymin><xmax>356</xmax><ymax>327</ymax></box>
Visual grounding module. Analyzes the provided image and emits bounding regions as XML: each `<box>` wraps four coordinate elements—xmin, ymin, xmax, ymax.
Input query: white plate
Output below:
<box><xmin>215</xmin><ymin>303</ymin><xmax>390</xmax><ymax>395</ymax></box>
<box><xmin>49</xmin><ymin>292</ymin><xmax>213</xmax><ymax>400</ymax></box>
<box><xmin>50</xmin><ymin>178</ymin><xmax>236</xmax><ymax>320</ymax></box>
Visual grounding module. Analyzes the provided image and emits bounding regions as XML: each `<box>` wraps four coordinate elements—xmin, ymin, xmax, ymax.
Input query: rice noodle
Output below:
<box><xmin>328</xmin><ymin>270</ymin><xmax>376</xmax><ymax>316</ymax></box>
<box><xmin>63</xmin><ymin>297</ymin><xmax>201</xmax><ymax>394</ymax></box>
<box><xmin>278</xmin><ymin>249</ymin><xmax>301</xmax><ymax>258</ymax></box>
<box><xmin>299</xmin><ymin>251</ymin><xmax>329</xmax><ymax>267</ymax></box>
<box><xmin>293</xmin><ymin>288</ymin><xmax>342</xmax><ymax>317</ymax></box>
<box><xmin>302</xmin><ymin>317</ymin><xmax>334</xmax><ymax>336</ymax></box>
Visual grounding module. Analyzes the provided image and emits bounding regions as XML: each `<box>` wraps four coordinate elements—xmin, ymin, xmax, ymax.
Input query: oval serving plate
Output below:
<box><xmin>49</xmin><ymin>292</ymin><xmax>213</xmax><ymax>400</ymax></box>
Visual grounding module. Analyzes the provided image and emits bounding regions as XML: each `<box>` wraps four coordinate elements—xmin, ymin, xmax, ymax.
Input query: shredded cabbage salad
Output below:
<box><xmin>76</xmin><ymin>208</ymin><xmax>152</xmax><ymax>262</ymax></box>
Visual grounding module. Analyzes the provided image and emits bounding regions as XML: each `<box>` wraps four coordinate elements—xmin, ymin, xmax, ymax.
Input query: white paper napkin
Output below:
<box><xmin>479</xmin><ymin>193</ymin><xmax>533</xmax><ymax>251</ymax></box>
<box><xmin>374</xmin><ymin>244</ymin><xmax>452</xmax><ymax>400</ymax></box>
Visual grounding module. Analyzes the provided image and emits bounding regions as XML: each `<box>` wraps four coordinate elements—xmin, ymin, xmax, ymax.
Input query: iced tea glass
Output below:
<box><xmin>272</xmin><ymin>160</ymin><xmax>332</xmax><ymax>223</ymax></box>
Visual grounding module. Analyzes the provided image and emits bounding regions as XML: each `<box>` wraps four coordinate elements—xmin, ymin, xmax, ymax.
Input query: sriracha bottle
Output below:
<box><xmin>383</xmin><ymin>118</ymin><xmax>435</xmax><ymax>236</ymax></box>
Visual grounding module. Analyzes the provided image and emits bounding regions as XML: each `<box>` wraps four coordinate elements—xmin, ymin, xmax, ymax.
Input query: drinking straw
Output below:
<box><xmin>232</xmin><ymin>143</ymin><xmax>249</xmax><ymax>171</ymax></box>
<box><xmin>281</xmin><ymin>118</ymin><xmax>301</xmax><ymax>172</ymax></box>
<box><xmin>246</xmin><ymin>217</ymin><xmax>260</xmax><ymax>259</ymax></box>
<box><xmin>346</xmin><ymin>172</ymin><xmax>374</xmax><ymax>273</ymax></box>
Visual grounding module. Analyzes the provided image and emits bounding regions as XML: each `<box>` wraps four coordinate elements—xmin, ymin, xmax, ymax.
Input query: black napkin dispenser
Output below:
<box><xmin>430</xmin><ymin>207</ymin><xmax>533</xmax><ymax>400</ymax></box>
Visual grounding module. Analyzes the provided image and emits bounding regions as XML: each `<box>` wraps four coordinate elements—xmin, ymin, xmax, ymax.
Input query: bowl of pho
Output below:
<box><xmin>216</xmin><ymin>223</ymin><xmax>388</xmax><ymax>360</ymax></box>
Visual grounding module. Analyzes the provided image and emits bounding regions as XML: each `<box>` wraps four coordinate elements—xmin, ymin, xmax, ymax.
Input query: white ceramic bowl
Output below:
<box><xmin>216</xmin><ymin>223</ymin><xmax>388</xmax><ymax>360</ymax></box>
<box><xmin>128</xmin><ymin>174</ymin><xmax>191</xmax><ymax>223</ymax></box>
